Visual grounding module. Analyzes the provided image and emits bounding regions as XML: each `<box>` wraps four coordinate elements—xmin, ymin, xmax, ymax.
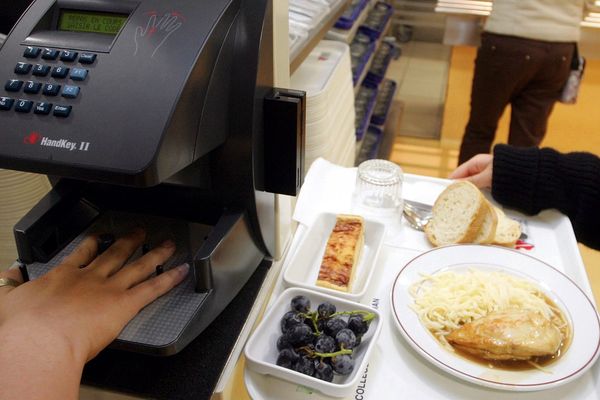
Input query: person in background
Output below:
<box><xmin>0</xmin><ymin>229</ymin><xmax>188</xmax><ymax>400</ymax></box>
<box><xmin>450</xmin><ymin>144</ymin><xmax>600</xmax><ymax>250</ymax></box>
<box><xmin>458</xmin><ymin>0</ymin><xmax>585</xmax><ymax>165</ymax></box>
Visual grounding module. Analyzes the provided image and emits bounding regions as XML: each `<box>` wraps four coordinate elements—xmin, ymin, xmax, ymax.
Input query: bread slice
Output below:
<box><xmin>316</xmin><ymin>214</ymin><xmax>364</xmax><ymax>292</ymax></box>
<box><xmin>472</xmin><ymin>199</ymin><xmax>498</xmax><ymax>244</ymax></box>
<box><xmin>425</xmin><ymin>181</ymin><xmax>486</xmax><ymax>247</ymax></box>
<box><xmin>492</xmin><ymin>207</ymin><xmax>521</xmax><ymax>247</ymax></box>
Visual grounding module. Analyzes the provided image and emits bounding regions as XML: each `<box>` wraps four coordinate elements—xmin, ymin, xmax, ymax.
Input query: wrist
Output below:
<box><xmin>0</xmin><ymin>315</ymin><xmax>88</xmax><ymax>369</ymax></box>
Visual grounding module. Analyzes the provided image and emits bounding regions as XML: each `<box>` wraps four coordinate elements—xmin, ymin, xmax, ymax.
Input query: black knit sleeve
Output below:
<box><xmin>491</xmin><ymin>144</ymin><xmax>600</xmax><ymax>250</ymax></box>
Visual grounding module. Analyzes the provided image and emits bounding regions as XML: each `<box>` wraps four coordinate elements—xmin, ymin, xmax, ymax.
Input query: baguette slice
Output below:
<box><xmin>425</xmin><ymin>181</ymin><xmax>486</xmax><ymax>247</ymax></box>
<box><xmin>316</xmin><ymin>214</ymin><xmax>364</xmax><ymax>292</ymax></box>
<box><xmin>492</xmin><ymin>206</ymin><xmax>522</xmax><ymax>247</ymax></box>
<box><xmin>472</xmin><ymin>199</ymin><xmax>498</xmax><ymax>244</ymax></box>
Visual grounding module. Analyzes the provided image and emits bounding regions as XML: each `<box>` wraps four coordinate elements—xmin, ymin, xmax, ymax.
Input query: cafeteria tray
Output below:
<box><xmin>245</xmin><ymin>171</ymin><xmax>600</xmax><ymax>400</ymax></box>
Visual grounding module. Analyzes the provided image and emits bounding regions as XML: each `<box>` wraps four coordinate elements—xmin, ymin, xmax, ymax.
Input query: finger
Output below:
<box><xmin>166</xmin><ymin>21</ymin><xmax>182</xmax><ymax>33</ymax></box>
<box><xmin>467</xmin><ymin>165</ymin><xmax>493</xmax><ymax>189</ymax></box>
<box><xmin>157</xmin><ymin>13</ymin><xmax>169</xmax><ymax>29</ymax></box>
<box><xmin>112</xmin><ymin>240</ymin><xmax>176</xmax><ymax>289</ymax></box>
<box><xmin>126</xmin><ymin>264</ymin><xmax>189</xmax><ymax>312</ymax></box>
<box><xmin>144</xmin><ymin>14</ymin><xmax>156</xmax><ymax>34</ymax></box>
<box><xmin>89</xmin><ymin>229</ymin><xmax>146</xmax><ymax>277</ymax></box>
<box><xmin>58</xmin><ymin>235</ymin><xmax>99</xmax><ymax>270</ymax></box>
<box><xmin>0</xmin><ymin>264</ymin><xmax>25</xmax><ymax>294</ymax></box>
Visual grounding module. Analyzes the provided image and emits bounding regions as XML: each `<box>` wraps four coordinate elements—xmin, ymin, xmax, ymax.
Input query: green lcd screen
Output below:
<box><xmin>58</xmin><ymin>10</ymin><xmax>128</xmax><ymax>35</ymax></box>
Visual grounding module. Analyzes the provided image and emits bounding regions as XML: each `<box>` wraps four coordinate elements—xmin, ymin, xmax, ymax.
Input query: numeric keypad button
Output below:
<box><xmin>41</xmin><ymin>48</ymin><xmax>59</xmax><ymax>60</ymax></box>
<box><xmin>79</xmin><ymin>53</ymin><xmax>97</xmax><ymax>64</ymax></box>
<box><xmin>15</xmin><ymin>99</ymin><xmax>34</xmax><ymax>113</ymax></box>
<box><xmin>34</xmin><ymin>102</ymin><xmax>52</xmax><ymax>115</ymax></box>
<box><xmin>51</xmin><ymin>66</ymin><xmax>69</xmax><ymax>79</ymax></box>
<box><xmin>32</xmin><ymin>64</ymin><xmax>51</xmax><ymax>77</ymax></box>
<box><xmin>59</xmin><ymin>50</ymin><xmax>78</xmax><ymax>62</ymax></box>
<box><xmin>23</xmin><ymin>47</ymin><xmax>41</xmax><ymax>58</ymax></box>
<box><xmin>15</xmin><ymin>62</ymin><xmax>32</xmax><ymax>75</ymax></box>
<box><xmin>43</xmin><ymin>83</ymin><xmax>61</xmax><ymax>96</ymax></box>
<box><xmin>70</xmin><ymin>68</ymin><xmax>88</xmax><ymax>81</ymax></box>
<box><xmin>24</xmin><ymin>81</ymin><xmax>42</xmax><ymax>94</ymax></box>
<box><xmin>62</xmin><ymin>85</ymin><xmax>80</xmax><ymax>99</ymax></box>
<box><xmin>0</xmin><ymin>97</ymin><xmax>15</xmax><ymax>111</ymax></box>
<box><xmin>53</xmin><ymin>104</ymin><xmax>72</xmax><ymax>118</ymax></box>
<box><xmin>5</xmin><ymin>80</ymin><xmax>23</xmax><ymax>92</ymax></box>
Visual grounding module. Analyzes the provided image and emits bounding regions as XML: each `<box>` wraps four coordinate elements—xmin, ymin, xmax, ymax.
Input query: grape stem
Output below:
<box><xmin>299</xmin><ymin>311</ymin><xmax>322</xmax><ymax>336</ymax></box>
<box><xmin>297</xmin><ymin>345</ymin><xmax>353</xmax><ymax>359</ymax></box>
<box><xmin>330</xmin><ymin>310</ymin><xmax>376</xmax><ymax>322</ymax></box>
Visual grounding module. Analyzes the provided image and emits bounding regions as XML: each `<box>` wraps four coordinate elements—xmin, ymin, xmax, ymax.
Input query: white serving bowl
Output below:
<box><xmin>244</xmin><ymin>287</ymin><xmax>382</xmax><ymax>398</ymax></box>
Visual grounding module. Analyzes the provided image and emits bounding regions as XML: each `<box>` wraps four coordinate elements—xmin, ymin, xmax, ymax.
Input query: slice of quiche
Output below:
<box><xmin>316</xmin><ymin>214</ymin><xmax>364</xmax><ymax>292</ymax></box>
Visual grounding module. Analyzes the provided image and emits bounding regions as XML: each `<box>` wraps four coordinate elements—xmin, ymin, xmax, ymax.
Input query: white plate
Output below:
<box><xmin>282</xmin><ymin>212</ymin><xmax>386</xmax><ymax>301</ymax></box>
<box><xmin>244</xmin><ymin>287</ymin><xmax>382</xmax><ymax>398</ymax></box>
<box><xmin>390</xmin><ymin>244</ymin><xmax>600</xmax><ymax>391</ymax></box>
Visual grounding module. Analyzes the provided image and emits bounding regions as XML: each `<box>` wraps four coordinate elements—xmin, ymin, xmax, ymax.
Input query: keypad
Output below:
<box><xmin>15</xmin><ymin>99</ymin><xmax>34</xmax><ymax>113</ymax></box>
<box><xmin>62</xmin><ymin>85</ymin><xmax>80</xmax><ymax>99</ymax></box>
<box><xmin>23</xmin><ymin>46</ymin><xmax>41</xmax><ymax>58</ymax></box>
<box><xmin>43</xmin><ymin>83</ymin><xmax>61</xmax><ymax>96</ymax></box>
<box><xmin>32</xmin><ymin>64</ymin><xmax>51</xmax><ymax>77</ymax></box>
<box><xmin>60</xmin><ymin>50</ymin><xmax>78</xmax><ymax>62</ymax></box>
<box><xmin>41</xmin><ymin>48</ymin><xmax>59</xmax><ymax>60</ymax></box>
<box><xmin>34</xmin><ymin>102</ymin><xmax>52</xmax><ymax>115</ymax></box>
<box><xmin>24</xmin><ymin>81</ymin><xmax>42</xmax><ymax>94</ymax></box>
<box><xmin>0</xmin><ymin>97</ymin><xmax>14</xmax><ymax>111</ymax></box>
<box><xmin>15</xmin><ymin>62</ymin><xmax>32</xmax><ymax>75</ymax></box>
<box><xmin>51</xmin><ymin>66</ymin><xmax>69</xmax><ymax>79</ymax></box>
<box><xmin>5</xmin><ymin>47</ymin><xmax>97</xmax><ymax>118</ymax></box>
<box><xmin>53</xmin><ymin>105</ymin><xmax>72</xmax><ymax>117</ymax></box>
<box><xmin>5</xmin><ymin>80</ymin><xmax>23</xmax><ymax>92</ymax></box>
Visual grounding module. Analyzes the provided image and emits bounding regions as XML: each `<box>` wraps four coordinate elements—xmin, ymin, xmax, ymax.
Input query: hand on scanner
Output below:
<box><xmin>0</xmin><ymin>229</ymin><xmax>189</xmax><ymax>400</ymax></box>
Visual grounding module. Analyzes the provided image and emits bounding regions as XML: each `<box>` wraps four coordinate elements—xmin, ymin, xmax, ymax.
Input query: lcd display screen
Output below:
<box><xmin>58</xmin><ymin>10</ymin><xmax>128</xmax><ymax>35</ymax></box>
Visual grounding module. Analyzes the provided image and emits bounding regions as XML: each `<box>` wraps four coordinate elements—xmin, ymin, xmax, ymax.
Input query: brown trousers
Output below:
<box><xmin>458</xmin><ymin>33</ymin><xmax>575</xmax><ymax>165</ymax></box>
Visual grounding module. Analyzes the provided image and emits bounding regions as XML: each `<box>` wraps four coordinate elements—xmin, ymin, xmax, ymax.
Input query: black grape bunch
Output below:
<box><xmin>276</xmin><ymin>295</ymin><xmax>375</xmax><ymax>382</ymax></box>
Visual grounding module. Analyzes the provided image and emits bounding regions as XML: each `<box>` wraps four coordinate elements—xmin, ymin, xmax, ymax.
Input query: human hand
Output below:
<box><xmin>449</xmin><ymin>154</ymin><xmax>494</xmax><ymax>189</ymax></box>
<box><xmin>0</xmin><ymin>229</ymin><xmax>188</xmax><ymax>364</ymax></box>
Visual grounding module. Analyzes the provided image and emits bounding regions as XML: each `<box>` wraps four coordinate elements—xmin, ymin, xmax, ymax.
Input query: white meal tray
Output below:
<box><xmin>244</xmin><ymin>171</ymin><xmax>600</xmax><ymax>400</ymax></box>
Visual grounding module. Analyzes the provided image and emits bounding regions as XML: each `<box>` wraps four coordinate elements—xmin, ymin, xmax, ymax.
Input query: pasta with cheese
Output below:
<box><xmin>409</xmin><ymin>269</ymin><xmax>567</xmax><ymax>351</ymax></box>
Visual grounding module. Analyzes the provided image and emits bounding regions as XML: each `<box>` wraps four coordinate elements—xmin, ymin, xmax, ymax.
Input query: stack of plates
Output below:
<box><xmin>0</xmin><ymin>170</ymin><xmax>51</xmax><ymax>268</ymax></box>
<box><xmin>291</xmin><ymin>40</ymin><xmax>356</xmax><ymax>175</ymax></box>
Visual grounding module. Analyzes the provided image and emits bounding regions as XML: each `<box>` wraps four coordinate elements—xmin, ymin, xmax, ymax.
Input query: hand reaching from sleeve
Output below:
<box><xmin>449</xmin><ymin>154</ymin><xmax>494</xmax><ymax>189</ymax></box>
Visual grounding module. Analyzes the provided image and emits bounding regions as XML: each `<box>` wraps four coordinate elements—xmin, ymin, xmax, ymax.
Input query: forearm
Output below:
<box><xmin>0</xmin><ymin>320</ymin><xmax>84</xmax><ymax>400</ymax></box>
<box><xmin>492</xmin><ymin>144</ymin><xmax>600</xmax><ymax>249</ymax></box>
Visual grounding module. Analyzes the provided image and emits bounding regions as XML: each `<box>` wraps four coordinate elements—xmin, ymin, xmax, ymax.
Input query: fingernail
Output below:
<box><xmin>161</xmin><ymin>240</ymin><xmax>175</xmax><ymax>248</ymax></box>
<box><xmin>177</xmin><ymin>263</ymin><xmax>190</xmax><ymax>275</ymax></box>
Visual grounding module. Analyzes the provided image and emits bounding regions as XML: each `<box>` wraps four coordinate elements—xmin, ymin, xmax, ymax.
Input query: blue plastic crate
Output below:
<box><xmin>334</xmin><ymin>0</ymin><xmax>369</xmax><ymax>30</ymax></box>
<box><xmin>355</xmin><ymin>84</ymin><xmax>378</xmax><ymax>141</ymax></box>
<box><xmin>370</xmin><ymin>79</ymin><xmax>397</xmax><ymax>126</ymax></box>
<box><xmin>365</xmin><ymin>42</ymin><xmax>394</xmax><ymax>86</ymax></box>
<box><xmin>350</xmin><ymin>33</ymin><xmax>376</xmax><ymax>85</ymax></box>
<box><xmin>356</xmin><ymin>125</ymin><xmax>383</xmax><ymax>165</ymax></box>
<box><xmin>358</xmin><ymin>2</ymin><xmax>393</xmax><ymax>40</ymax></box>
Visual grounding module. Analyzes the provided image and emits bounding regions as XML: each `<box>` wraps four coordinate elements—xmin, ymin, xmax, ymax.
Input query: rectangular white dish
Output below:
<box><xmin>282</xmin><ymin>212</ymin><xmax>386</xmax><ymax>301</ymax></box>
<box><xmin>244</xmin><ymin>287</ymin><xmax>382</xmax><ymax>398</ymax></box>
